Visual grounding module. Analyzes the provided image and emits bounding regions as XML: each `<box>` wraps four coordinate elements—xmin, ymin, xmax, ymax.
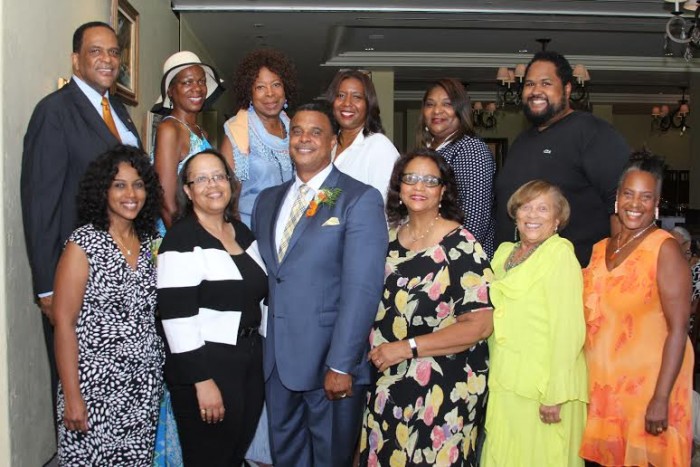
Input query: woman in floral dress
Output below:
<box><xmin>359</xmin><ymin>149</ymin><xmax>493</xmax><ymax>467</ymax></box>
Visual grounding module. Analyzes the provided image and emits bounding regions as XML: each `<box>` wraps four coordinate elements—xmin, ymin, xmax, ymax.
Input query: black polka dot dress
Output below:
<box><xmin>437</xmin><ymin>135</ymin><xmax>496</xmax><ymax>258</ymax></box>
<box><xmin>57</xmin><ymin>224</ymin><xmax>164</xmax><ymax>466</ymax></box>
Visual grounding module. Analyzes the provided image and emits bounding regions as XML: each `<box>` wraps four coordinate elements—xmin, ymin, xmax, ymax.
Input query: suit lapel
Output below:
<box><xmin>282</xmin><ymin>167</ymin><xmax>342</xmax><ymax>263</ymax></box>
<box><xmin>67</xmin><ymin>80</ymin><xmax>122</xmax><ymax>147</ymax></box>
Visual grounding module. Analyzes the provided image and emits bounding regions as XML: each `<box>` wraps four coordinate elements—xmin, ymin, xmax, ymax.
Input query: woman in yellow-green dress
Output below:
<box><xmin>481</xmin><ymin>180</ymin><xmax>588</xmax><ymax>467</ymax></box>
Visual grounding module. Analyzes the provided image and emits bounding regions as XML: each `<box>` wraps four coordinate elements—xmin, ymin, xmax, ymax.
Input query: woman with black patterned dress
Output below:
<box><xmin>52</xmin><ymin>146</ymin><xmax>164</xmax><ymax>466</ymax></box>
<box><xmin>359</xmin><ymin>149</ymin><xmax>493</xmax><ymax>466</ymax></box>
<box><xmin>416</xmin><ymin>78</ymin><xmax>496</xmax><ymax>258</ymax></box>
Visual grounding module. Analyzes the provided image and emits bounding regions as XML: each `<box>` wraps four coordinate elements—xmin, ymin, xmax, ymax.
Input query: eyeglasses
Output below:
<box><xmin>400</xmin><ymin>173</ymin><xmax>443</xmax><ymax>188</ymax></box>
<box><xmin>186</xmin><ymin>173</ymin><xmax>230</xmax><ymax>187</ymax></box>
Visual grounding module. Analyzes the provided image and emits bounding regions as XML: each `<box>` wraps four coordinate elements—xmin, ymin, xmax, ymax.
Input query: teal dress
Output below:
<box><xmin>152</xmin><ymin>116</ymin><xmax>213</xmax><ymax>237</ymax></box>
<box><xmin>151</xmin><ymin>115</ymin><xmax>212</xmax><ymax>467</ymax></box>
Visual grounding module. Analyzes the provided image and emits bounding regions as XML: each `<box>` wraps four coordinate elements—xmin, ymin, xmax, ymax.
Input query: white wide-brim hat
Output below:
<box><xmin>151</xmin><ymin>51</ymin><xmax>224</xmax><ymax>114</ymax></box>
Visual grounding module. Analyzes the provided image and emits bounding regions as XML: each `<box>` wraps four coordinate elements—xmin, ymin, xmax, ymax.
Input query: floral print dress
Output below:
<box><xmin>360</xmin><ymin>227</ymin><xmax>492</xmax><ymax>467</ymax></box>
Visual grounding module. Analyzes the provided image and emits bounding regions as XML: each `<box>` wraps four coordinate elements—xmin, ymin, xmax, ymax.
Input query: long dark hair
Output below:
<box><xmin>76</xmin><ymin>145</ymin><xmax>161</xmax><ymax>239</ymax></box>
<box><xmin>416</xmin><ymin>78</ymin><xmax>475</xmax><ymax>149</ymax></box>
<box><xmin>386</xmin><ymin>149</ymin><xmax>463</xmax><ymax>228</ymax></box>
<box><xmin>175</xmin><ymin>149</ymin><xmax>241</xmax><ymax>223</ymax></box>
<box><xmin>325</xmin><ymin>69</ymin><xmax>384</xmax><ymax>145</ymax></box>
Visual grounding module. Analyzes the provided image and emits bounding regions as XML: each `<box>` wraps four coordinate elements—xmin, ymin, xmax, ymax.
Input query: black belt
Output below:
<box><xmin>238</xmin><ymin>327</ymin><xmax>259</xmax><ymax>337</ymax></box>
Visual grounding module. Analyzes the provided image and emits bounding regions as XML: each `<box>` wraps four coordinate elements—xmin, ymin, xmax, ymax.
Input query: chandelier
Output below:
<box><xmin>664</xmin><ymin>0</ymin><xmax>700</xmax><ymax>60</ymax></box>
<box><xmin>472</xmin><ymin>101</ymin><xmax>497</xmax><ymax>129</ymax></box>
<box><xmin>651</xmin><ymin>87</ymin><xmax>691</xmax><ymax>134</ymax></box>
<box><xmin>494</xmin><ymin>39</ymin><xmax>591</xmax><ymax>109</ymax></box>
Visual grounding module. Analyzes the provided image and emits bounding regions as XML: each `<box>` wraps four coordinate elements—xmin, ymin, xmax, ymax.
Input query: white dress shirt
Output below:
<box><xmin>72</xmin><ymin>75</ymin><xmax>139</xmax><ymax>147</ymax></box>
<box><xmin>274</xmin><ymin>162</ymin><xmax>334</xmax><ymax>247</ymax></box>
<box><xmin>331</xmin><ymin>132</ymin><xmax>399</xmax><ymax>203</ymax></box>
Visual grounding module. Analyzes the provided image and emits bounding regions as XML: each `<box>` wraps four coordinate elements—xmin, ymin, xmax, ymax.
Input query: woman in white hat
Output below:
<box><xmin>150</xmin><ymin>51</ymin><xmax>222</xmax><ymax>467</ymax></box>
<box><xmin>151</xmin><ymin>51</ymin><xmax>223</xmax><ymax>235</ymax></box>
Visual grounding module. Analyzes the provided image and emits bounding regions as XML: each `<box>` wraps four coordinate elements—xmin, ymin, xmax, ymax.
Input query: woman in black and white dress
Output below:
<box><xmin>157</xmin><ymin>149</ymin><xmax>267</xmax><ymax>467</ymax></box>
<box><xmin>53</xmin><ymin>145</ymin><xmax>164</xmax><ymax>466</ymax></box>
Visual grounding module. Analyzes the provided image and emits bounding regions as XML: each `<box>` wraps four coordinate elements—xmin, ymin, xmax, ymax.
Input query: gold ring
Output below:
<box><xmin>340</xmin><ymin>393</ymin><xmax>347</xmax><ymax>398</ymax></box>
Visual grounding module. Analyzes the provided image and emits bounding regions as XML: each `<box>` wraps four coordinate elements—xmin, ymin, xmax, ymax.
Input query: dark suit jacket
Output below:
<box><xmin>20</xmin><ymin>79</ymin><xmax>141</xmax><ymax>295</ymax></box>
<box><xmin>252</xmin><ymin>167</ymin><xmax>389</xmax><ymax>391</ymax></box>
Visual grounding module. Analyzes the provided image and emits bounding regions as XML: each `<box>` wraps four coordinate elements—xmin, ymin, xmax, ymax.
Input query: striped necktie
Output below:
<box><xmin>278</xmin><ymin>184</ymin><xmax>311</xmax><ymax>261</ymax></box>
<box><xmin>101</xmin><ymin>96</ymin><xmax>121</xmax><ymax>142</ymax></box>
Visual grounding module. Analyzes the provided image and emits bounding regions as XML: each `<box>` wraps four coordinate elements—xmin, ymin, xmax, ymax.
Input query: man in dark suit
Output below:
<box><xmin>252</xmin><ymin>103</ymin><xmax>388</xmax><ymax>466</ymax></box>
<box><xmin>20</xmin><ymin>21</ymin><xmax>141</xmax><ymax>424</ymax></box>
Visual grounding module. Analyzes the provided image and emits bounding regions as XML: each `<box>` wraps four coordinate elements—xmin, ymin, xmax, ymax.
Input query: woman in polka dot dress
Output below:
<box><xmin>416</xmin><ymin>78</ymin><xmax>496</xmax><ymax>258</ymax></box>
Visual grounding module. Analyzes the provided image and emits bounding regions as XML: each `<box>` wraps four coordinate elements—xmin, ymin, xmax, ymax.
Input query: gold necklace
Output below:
<box><xmin>111</xmin><ymin>230</ymin><xmax>137</xmax><ymax>256</ymax></box>
<box><xmin>612</xmin><ymin>222</ymin><xmax>655</xmax><ymax>256</ymax></box>
<box><xmin>405</xmin><ymin>214</ymin><xmax>440</xmax><ymax>244</ymax></box>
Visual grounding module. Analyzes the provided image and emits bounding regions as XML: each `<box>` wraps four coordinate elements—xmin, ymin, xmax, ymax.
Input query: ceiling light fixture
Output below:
<box><xmin>494</xmin><ymin>38</ymin><xmax>591</xmax><ymax>109</ymax></box>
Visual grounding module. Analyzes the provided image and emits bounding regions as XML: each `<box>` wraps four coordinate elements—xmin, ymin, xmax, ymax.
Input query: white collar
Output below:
<box><xmin>293</xmin><ymin>163</ymin><xmax>333</xmax><ymax>193</ymax></box>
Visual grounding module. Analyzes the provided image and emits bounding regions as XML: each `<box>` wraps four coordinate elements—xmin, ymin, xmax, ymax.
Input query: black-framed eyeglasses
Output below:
<box><xmin>400</xmin><ymin>173</ymin><xmax>443</xmax><ymax>188</ymax></box>
<box><xmin>186</xmin><ymin>173</ymin><xmax>230</xmax><ymax>187</ymax></box>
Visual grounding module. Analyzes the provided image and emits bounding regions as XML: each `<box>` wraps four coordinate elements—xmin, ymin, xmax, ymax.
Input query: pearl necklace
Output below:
<box><xmin>405</xmin><ymin>214</ymin><xmax>440</xmax><ymax>244</ymax></box>
<box><xmin>612</xmin><ymin>222</ymin><xmax>655</xmax><ymax>256</ymax></box>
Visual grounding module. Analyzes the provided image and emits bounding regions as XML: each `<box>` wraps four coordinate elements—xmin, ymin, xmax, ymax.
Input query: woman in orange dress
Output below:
<box><xmin>580</xmin><ymin>150</ymin><xmax>693</xmax><ymax>466</ymax></box>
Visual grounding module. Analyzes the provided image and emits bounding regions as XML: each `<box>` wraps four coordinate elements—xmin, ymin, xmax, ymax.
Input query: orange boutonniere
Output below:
<box><xmin>306</xmin><ymin>187</ymin><xmax>342</xmax><ymax>217</ymax></box>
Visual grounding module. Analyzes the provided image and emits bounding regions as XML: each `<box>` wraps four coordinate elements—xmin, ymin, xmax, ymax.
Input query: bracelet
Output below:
<box><xmin>408</xmin><ymin>338</ymin><xmax>418</xmax><ymax>358</ymax></box>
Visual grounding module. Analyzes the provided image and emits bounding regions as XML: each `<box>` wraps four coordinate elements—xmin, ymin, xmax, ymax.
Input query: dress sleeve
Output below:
<box><xmin>448</xmin><ymin>229</ymin><xmax>494</xmax><ymax>316</ymax></box>
<box><xmin>446</xmin><ymin>138</ymin><xmax>495</xmax><ymax>246</ymax></box>
<box><xmin>541</xmin><ymin>240</ymin><xmax>587</xmax><ymax>405</ymax></box>
<box><xmin>365</xmin><ymin>134</ymin><xmax>399</xmax><ymax>203</ymax></box>
<box><xmin>157</xmin><ymin>222</ymin><xmax>211</xmax><ymax>384</ymax></box>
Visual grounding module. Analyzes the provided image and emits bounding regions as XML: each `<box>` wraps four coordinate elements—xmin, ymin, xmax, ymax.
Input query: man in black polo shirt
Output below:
<box><xmin>495</xmin><ymin>51</ymin><xmax>629</xmax><ymax>266</ymax></box>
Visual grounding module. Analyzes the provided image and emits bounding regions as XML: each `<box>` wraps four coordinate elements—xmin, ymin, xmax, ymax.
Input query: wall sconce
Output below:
<box><xmin>473</xmin><ymin>101</ymin><xmax>497</xmax><ymax>129</ymax></box>
<box><xmin>651</xmin><ymin>87</ymin><xmax>690</xmax><ymax>135</ymax></box>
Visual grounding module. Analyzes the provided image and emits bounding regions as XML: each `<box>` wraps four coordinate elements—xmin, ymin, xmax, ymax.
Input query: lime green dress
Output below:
<box><xmin>481</xmin><ymin>235</ymin><xmax>588</xmax><ymax>467</ymax></box>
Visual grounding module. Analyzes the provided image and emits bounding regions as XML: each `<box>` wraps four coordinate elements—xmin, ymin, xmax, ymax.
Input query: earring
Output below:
<box><xmin>655</xmin><ymin>207</ymin><xmax>659</xmax><ymax>220</ymax></box>
<box><xmin>554</xmin><ymin>226</ymin><xmax>558</xmax><ymax>233</ymax></box>
<box><xmin>514</xmin><ymin>225</ymin><xmax>519</xmax><ymax>242</ymax></box>
<box><xmin>614</xmin><ymin>201</ymin><xmax>618</xmax><ymax>214</ymax></box>
<box><xmin>399</xmin><ymin>199</ymin><xmax>403</xmax><ymax>205</ymax></box>
<box><xmin>284</xmin><ymin>99</ymin><xmax>288</xmax><ymax>110</ymax></box>
<box><xmin>249</xmin><ymin>101</ymin><xmax>254</xmax><ymax>110</ymax></box>
<box><xmin>168</xmin><ymin>98</ymin><xmax>172</xmax><ymax>110</ymax></box>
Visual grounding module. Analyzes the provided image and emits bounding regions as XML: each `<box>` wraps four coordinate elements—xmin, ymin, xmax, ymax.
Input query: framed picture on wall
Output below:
<box><xmin>484</xmin><ymin>138</ymin><xmax>508</xmax><ymax>170</ymax></box>
<box><xmin>111</xmin><ymin>0</ymin><xmax>139</xmax><ymax>106</ymax></box>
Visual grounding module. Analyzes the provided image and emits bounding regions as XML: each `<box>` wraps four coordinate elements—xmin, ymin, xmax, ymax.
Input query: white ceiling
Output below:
<box><xmin>172</xmin><ymin>0</ymin><xmax>700</xmax><ymax>104</ymax></box>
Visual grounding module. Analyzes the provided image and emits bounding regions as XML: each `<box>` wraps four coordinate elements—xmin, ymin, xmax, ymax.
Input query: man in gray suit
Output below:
<box><xmin>20</xmin><ymin>21</ymin><xmax>141</xmax><ymax>427</ymax></box>
<box><xmin>252</xmin><ymin>102</ymin><xmax>388</xmax><ymax>466</ymax></box>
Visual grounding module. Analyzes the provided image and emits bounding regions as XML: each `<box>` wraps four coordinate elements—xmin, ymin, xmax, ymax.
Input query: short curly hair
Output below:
<box><xmin>506</xmin><ymin>180</ymin><xmax>571</xmax><ymax>230</ymax></box>
<box><xmin>76</xmin><ymin>145</ymin><xmax>162</xmax><ymax>239</ymax></box>
<box><xmin>232</xmin><ymin>48</ymin><xmax>298</xmax><ymax>112</ymax></box>
<box><xmin>386</xmin><ymin>149</ymin><xmax>464</xmax><ymax>228</ymax></box>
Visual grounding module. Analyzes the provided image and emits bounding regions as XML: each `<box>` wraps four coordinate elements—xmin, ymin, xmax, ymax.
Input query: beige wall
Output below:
<box><xmin>1</xmin><ymin>0</ymin><xmax>177</xmax><ymax>464</ymax></box>
<box><xmin>181</xmin><ymin>16</ymin><xmax>235</xmax><ymax>148</ymax></box>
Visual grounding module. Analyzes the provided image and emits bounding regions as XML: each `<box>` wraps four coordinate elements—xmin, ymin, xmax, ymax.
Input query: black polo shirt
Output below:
<box><xmin>495</xmin><ymin>111</ymin><xmax>630</xmax><ymax>266</ymax></box>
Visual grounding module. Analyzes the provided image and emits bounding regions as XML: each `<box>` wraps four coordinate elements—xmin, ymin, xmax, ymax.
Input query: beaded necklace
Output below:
<box><xmin>504</xmin><ymin>240</ymin><xmax>544</xmax><ymax>271</ymax></box>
